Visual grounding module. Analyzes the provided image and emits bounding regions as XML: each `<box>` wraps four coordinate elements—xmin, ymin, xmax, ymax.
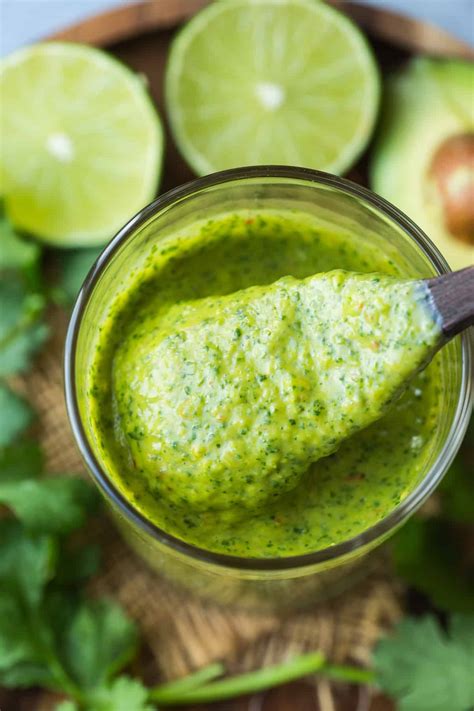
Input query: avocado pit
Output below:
<box><xmin>428</xmin><ymin>133</ymin><xmax>474</xmax><ymax>246</ymax></box>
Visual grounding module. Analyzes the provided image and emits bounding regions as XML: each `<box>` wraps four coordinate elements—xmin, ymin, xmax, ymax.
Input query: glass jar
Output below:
<box><xmin>65</xmin><ymin>167</ymin><xmax>472</xmax><ymax>611</ymax></box>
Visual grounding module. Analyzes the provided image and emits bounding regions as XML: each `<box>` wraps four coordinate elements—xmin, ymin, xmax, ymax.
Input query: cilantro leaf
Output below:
<box><xmin>439</xmin><ymin>453</ymin><xmax>474</xmax><ymax>524</ymax></box>
<box><xmin>55</xmin><ymin>543</ymin><xmax>101</xmax><ymax>585</ymax></box>
<box><xmin>0</xmin><ymin>320</ymin><xmax>49</xmax><ymax>376</ymax></box>
<box><xmin>0</xmin><ymin>385</ymin><xmax>34</xmax><ymax>446</ymax></box>
<box><xmin>57</xmin><ymin>247</ymin><xmax>102</xmax><ymax>304</ymax></box>
<box><xmin>0</xmin><ymin>658</ymin><xmax>57</xmax><ymax>689</ymax></box>
<box><xmin>0</xmin><ymin>476</ymin><xmax>99</xmax><ymax>534</ymax></box>
<box><xmin>0</xmin><ymin>539</ymin><xmax>131</xmax><ymax>697</ymax></box>
<box><xmin>0</xmin><ymin>277</ymin><xmax>43</xmax><ymax>335</ymax></box>
<box><xmin>0</xmin><ymin>521</ymin><xmax>57</xmax><ymax>687</ymax></box>
<box><xmin>56</xmin><ymin>702</ymin><xmax>79</xmax><ymax>711</ymax></box>
<box><xmin>392</xmin><ymin>517</ymin><xmax>474</xmax><ymax>613</ymax></box>
<box><xmin>0</xmin><ymin>441</ymin><xmax>99</xmax><ymax>533</ymax></box>
<box><xmin>0</xmin><ymin>276</ymin><xmax>48</xmax><ymax>376</ymax></box>
<box><xmin>88</xmin><ymin>676</ymin><xmax>154</xmax><ymax>711</ymax></box>
<box><xmin>0</xmin><ymin>590</ymin><xmax>41</xmax><ymax>672</ymax></box>
<box><xmin>450</xmin><ymin>613</ymin><xmax>474</xmax><ymax>657</ymax></box>
<box><xmin>0</xmin><ymin>520</ymin><xmax>56</xmax><ymax>608</ymax></box>
<box><xmin>0</xmin><ymin>212</ymin><xmax>39</xmax><ymax>272</ymax></box>
<box><xmin>374</xmin><ymin>614</ymin><xmax>474</xmax><ymax>711</ymax></box>
<box><xmin>61</xmin><ymin>599</ymin><xmax>138</xmax><ymax>690</ymax></box>
<box><xmin>0</xmin><ymin>441</ymin><xmax>43</xmax><ymax>481</ymax></box>
<box><xmin>0</xmin><ymin>450</ymin><xmax>136</xmax><ymax>702</ymax></box>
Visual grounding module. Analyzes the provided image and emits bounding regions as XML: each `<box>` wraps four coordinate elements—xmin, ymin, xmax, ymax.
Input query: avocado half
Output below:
<box><xmin>371</xmin><ymin>58</ymin><xmax>473</xmax><ymax>270</ymax></box>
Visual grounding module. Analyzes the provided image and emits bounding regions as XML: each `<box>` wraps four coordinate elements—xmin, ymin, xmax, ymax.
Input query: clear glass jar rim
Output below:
<box><xmin>64</xmin><ymin>166</ymin><xmax>473</xmax><ymax>572</ymax></box>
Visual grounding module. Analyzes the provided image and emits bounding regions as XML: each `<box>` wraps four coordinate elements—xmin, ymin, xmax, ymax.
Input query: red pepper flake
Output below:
<box><xmin>345</xmin><ymin>472</ymin><xmax>366</xmax><ymax>483</ymax></box>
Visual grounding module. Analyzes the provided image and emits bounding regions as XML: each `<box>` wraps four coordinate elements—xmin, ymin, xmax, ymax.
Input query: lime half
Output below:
<box><xmin>166</xmin><ymin>0</ymin><xmax>379</xmax><ymax>176</ymax></box>
<box><xmin>0</xmin><ymin>43</ymin><xmax>163</xmax><ymax>247</ymax></box>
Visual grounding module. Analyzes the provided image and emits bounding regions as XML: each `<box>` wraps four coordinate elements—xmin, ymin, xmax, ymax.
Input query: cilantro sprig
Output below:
<box><xmin>0</xmin><ymin>384</ymin><xmax>34</xmax><ymax>447</ymax></box>
<box><xmin>0</xmin><ymin>450</ymin><xmax>141</xmax><ymax>708</ymax></box>
<box><xmin>374</xmin><ymin>614</ymin><xmax>474</xmax><ymax>711</ymax></box>
<box><xmin>0</xmin><ymin>443</ymin><xmax>98</xmax><ymax>533</ymax></box>
<box><xmin>0</xmin><ymin>207</ymin><xmax>48</xmax><ymax>378</ymax></box>
<box><xmin>0</xmin><ymin>208</ymin><xmax>48</xmax><ymax>449</ymax></box>
<box><xmin>0</xmin><ymin>438</ymin><xmax>334</xmax><ymax>709</ymax></box>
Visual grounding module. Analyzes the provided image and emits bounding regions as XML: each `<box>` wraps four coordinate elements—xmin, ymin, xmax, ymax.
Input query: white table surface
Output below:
<box><xmin>1</xmin><ymin>0</ymin><xmax>473</xmax><ymax>57</ymax></box>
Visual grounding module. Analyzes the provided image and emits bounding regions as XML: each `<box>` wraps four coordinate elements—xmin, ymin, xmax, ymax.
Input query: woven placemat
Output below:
<box><xmin>16</xmin><ymin>308</ymin><xmax>403</xmax><ymax>683</ymax></box>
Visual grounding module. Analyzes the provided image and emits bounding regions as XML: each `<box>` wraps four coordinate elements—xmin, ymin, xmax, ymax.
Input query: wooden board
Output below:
<box><xmin>51</xmin><ymin>0</ymin><xmax>473</xmax><ymax>60</ymax></box>
<box><xmin>3</xmin><ymin>4</ymin><xmax>472</xmax><ymax>711</ymax></box>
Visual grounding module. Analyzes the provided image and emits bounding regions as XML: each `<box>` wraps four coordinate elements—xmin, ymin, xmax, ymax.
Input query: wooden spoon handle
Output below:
<box><xmin>426</xmin><ymin>266</ymin><xmax>474</xmax><ymax>339</ymax></box>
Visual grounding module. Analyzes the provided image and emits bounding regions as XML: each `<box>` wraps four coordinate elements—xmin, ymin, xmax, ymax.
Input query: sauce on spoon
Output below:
<box><xmin>114</xmin><ymin>270</ymin><xmax>440</xmax><ymax>512</ymax></box>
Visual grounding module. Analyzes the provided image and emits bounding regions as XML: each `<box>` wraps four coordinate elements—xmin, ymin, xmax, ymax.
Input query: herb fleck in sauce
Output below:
<box><xmin>89</xmin><ymin>210</ymin><xmax>444</xmax><ymax>557</ymax></box>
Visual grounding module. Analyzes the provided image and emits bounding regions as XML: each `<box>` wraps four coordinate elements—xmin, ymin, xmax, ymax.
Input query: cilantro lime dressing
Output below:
<box><xmin>89</xmin><ymin>211</ymin><xmax>444</xmax><ymax>557</ymax></box>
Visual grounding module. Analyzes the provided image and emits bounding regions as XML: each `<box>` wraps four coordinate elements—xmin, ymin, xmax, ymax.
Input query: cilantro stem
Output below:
<box><xmin>0</xmin><ymin>293</ymin><xmax>45</xmax><ymax>350</ymax></box>
<box><xmin>30</xmin><ymin>608</ymin><xmax>84</xmax><ymax>702</ymax></box>
<box><xmin>321</xmin><ymin>663</ymin><xmax>376</xmax><ymax>685</ymax></box>
<box><xmin>46</xmin><ymin>652</ymin><xmax>84</xmax><ymax>701</ymax></box>
<box><xmin>149</xmin><ymin>651</ymin><xmax>325</xmax><ymax>705</ymax></box>
<box><xmin>149</xmin><ymin>662</ymin><xmax>225</xmax><ymax>702</ymax></box>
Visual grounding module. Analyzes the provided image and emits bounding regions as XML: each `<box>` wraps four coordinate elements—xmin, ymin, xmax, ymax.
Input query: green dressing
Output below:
<box><xmin>89</xmin><ymin>210</ymin><xmax>444</xmax><ymax>557</ymax></box>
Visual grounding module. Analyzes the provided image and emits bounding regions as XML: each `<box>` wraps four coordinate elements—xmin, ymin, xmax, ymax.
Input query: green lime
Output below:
<box><xmin>165</xmin><ymin>0</ymin><xmax>379</xmax><ymax>176</ymax></box>
<box><xmin>0</xmin><ymin>43</ymin><xmax>163</xmax><ymax>247</ymax></box>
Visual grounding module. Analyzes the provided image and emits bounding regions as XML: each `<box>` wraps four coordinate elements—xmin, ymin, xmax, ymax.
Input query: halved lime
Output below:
<box><xmin>165</xmin><ymin>0</ymin><xmax>379</xmax><ymax>176</ymax></box>
<box><xmin>0</xmin><ymin>43</ymin><xmax>163</xmax><ymax>247</ymax></box>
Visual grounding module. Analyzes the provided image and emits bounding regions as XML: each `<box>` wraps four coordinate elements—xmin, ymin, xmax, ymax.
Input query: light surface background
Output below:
<box><xmin>0</xmin><ymin>0</ymin><xmax>473</xmax><ymax>56</ymax></box>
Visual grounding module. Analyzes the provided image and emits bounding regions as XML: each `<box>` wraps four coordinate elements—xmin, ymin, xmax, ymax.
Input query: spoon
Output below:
<box><xmin>114</xmin><ymin>265</ymin><xmax>473</xmax><ymax>513</ymax></box>
<box><xmin>427</xmin><ymin>265</ymin><xmax>474</xmax><ymax>338</ymax></box>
